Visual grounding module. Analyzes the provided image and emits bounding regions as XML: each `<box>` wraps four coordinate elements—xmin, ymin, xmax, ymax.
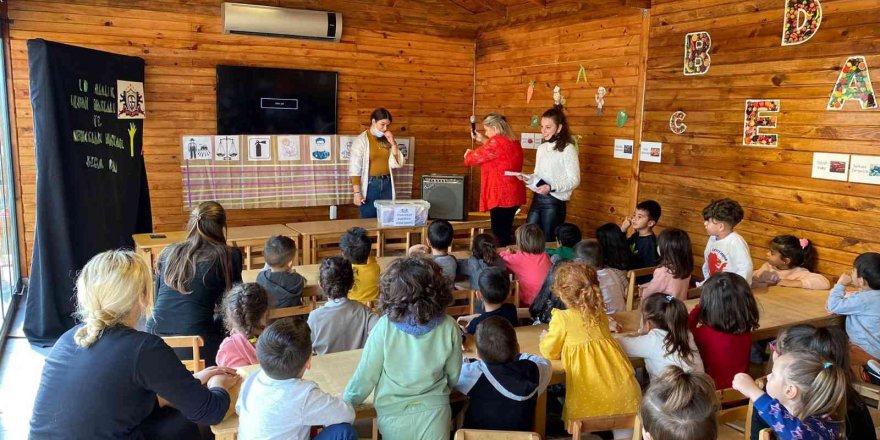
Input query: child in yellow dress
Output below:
<box><xmin>539</xmin><ymin>261</ymin><xmax>641</xmax><ymax>438</ymax></box>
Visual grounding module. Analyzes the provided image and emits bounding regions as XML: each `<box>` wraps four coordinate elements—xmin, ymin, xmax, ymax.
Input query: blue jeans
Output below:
<box><xmin>314</xmin><ymin>423</ymin><xmax>358</xmax><ymax>440</ymax></box>
<box><xmin>359</xmin><ymin>175</ymin><xmax>393</xmax><ymax>218</ymax></box>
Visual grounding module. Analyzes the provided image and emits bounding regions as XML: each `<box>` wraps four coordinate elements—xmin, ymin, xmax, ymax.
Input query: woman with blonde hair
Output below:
<box><xmin>464</xmin><ymin>112</ymin><xmax>526</xmax><ymax>246</ymax></box>
<box><xmin>147</xmin><ymin>201</ymin><xmax>243</xmax><ymax>366</ymax></box>
<box><xmin>30</xmin><ymin>250</ymin><xmax>239</xmax><ymax>439</ymax></box>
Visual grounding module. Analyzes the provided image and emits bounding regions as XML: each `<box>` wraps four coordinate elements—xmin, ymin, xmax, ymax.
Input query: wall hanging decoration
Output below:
<box><xmin>848</xmin><ymin>155</ymin><xmax>880</xmax><ymax>185</ymax></box>
<box><xmin>827</xmin><ymin>56</ymin><xmax>877</xmax><ymax>110</ymax></box>
<box><xmin>552</xmin><ymin>84</ymin><xmax>566</xmax><ymax>106</ymax></box>
<box><xmin>577</xmin><ymin>64</ymin><xmax>588</xmax><ymax>84</ymax></box>
<box><xmin>782</xmin><ymin>0</ymin><xmax>822</xmax><ymax>46</ymax></box>
<box><xmin>616</xmin><ymin>110</ymin><xmax>628</xmax><ymax>127</ymax></box>
<box><xmin>742</xmin><ymin>99</ymin><xmax>780</xmax><ymax>146</ymax></box>
<box><xmin>639</xmin><ymin>141</ymin><xmax>662</xmax><ymax>163</ymax></box>
<box><xmin>669</xmin><ymin>111</ymin><xmax>687</xmax><ymax>134</ymax></box>
<box><xmin>595</xmin><ymin>87</ymin><xmax>606</xmax><ymax>116</ymax></box>
<box><xmin>613</xmin><ymin>139</ymin><xmax>634</xmax><ymax>160</ymax></box>
<box><xmin>526</xmin><ymin>79</ymin><xmax>535</xmax><ymax>104</ymax></box>
<box><xmin>811</xmin><ymin>152</ymin><xmax>850</xmax><ymax>182</ymax></box>
<box><xmin>530</xmin><ymin>115</ymin><xmax>540</xmax><ymax>129</ymax></box>
<box><xmin>683</xmin><ymin>31</ymin><xmax>712</xmax><ymax>75</ymax></box>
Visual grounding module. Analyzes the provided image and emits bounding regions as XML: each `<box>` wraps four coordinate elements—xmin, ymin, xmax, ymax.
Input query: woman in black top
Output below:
<box><xmin>30</xmin><ymin>250</ymin><xmax>239</xmax><ymax>439</ymax></box>
<box><xmin>147</xmin><ymin>201</ymin><xmax>243</xmax><ymax>366</ymax></box>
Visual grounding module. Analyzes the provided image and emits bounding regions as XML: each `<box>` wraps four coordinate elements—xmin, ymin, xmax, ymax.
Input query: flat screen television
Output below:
<box><xmin>216</xmin><ymin>65</ymin><xmax>337</xmax><ymax>135</ymax></box>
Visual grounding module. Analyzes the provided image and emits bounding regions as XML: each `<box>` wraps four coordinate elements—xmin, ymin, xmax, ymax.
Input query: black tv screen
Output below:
<box><xmin>216</xmin><ymin>65</ymin><xmax>337</xmax><ymax>135</ymax></box>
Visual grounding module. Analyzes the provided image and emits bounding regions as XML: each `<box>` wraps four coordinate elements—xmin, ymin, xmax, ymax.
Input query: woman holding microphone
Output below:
<box><xmin>464</xmin><ymin>113</ymin><xmax>525</xmax><ymax>246</ymax></box>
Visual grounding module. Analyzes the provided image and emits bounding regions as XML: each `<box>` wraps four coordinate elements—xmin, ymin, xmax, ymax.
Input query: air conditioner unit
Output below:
<box><xmin>222</xmin><ymin>3</ymin><xmax>342</xmax><ymax>42</ymax></box>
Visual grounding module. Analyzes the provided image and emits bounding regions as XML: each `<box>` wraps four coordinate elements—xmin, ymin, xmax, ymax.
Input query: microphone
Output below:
<box><xmin>470</xmin><ymin>115</ymin><xmax>477</xmax><ymax>136</ymax></box>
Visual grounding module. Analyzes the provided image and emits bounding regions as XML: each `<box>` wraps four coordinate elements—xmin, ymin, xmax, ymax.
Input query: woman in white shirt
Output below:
<box><xmin>349</xmin><ymin>108</ymin><xmax>406</xmax><ymax>218</ymax></box>
<box><xmin>522</xmin><ymin>105</ymin><xmax>581</xmax><ymax>241</ymax></box>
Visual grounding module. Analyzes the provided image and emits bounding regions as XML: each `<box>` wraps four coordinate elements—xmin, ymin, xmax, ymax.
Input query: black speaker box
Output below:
<box><xmin>421</xmin><ymin>174</ymin><xmax>467</xmax><ymax>221</ymax></box>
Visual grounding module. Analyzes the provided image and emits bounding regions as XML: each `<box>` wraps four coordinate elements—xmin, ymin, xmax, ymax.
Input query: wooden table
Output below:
<box><xmin>286</xmin><ymin>219</ymin><xmax>425</xmax><ymax>265</ymax></box>
<box><xmin>133</xmin><ymin>224</ymin><xmax>299</xmax><ymax>269</ymax></box>
<box><xmin>212</xmin><ymin>286</ymin><xmax>840</xmax><ymax>439</ymax></box>
<box><xmin>242</xmin><ymin>251</ymin><xmax>472</xmax><ymax>297</ymax></box>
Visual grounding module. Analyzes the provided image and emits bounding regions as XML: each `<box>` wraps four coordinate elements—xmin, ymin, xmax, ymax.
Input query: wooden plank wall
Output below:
<box><xmin>473</xmin><ymin>2</ymin><xmax>649</xmax><ymax>235</ymax></box>
<box><xmin>641</xmin><ymin>0</ymin><xmax>880</xmax><ymax>279</ymax></box>
<box><xmin>6</xmin><ymin>0</ymin><xmax>476</xmax><ymax>273</ymax></box>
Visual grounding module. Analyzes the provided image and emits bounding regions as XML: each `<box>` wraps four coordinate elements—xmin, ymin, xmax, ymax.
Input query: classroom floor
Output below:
<box><xmin>0</xmin><ymin>298</ymin><xmax>49</xmax><ymax>440</ymax></box>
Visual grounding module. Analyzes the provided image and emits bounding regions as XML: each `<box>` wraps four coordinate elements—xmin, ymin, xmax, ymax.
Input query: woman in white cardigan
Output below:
<box><xmin>349</xmin><ymin>108</ymin><xmax>406</xmax><ymax>218</ymax></box>
<box><xmin>522</xmin><ymin>105</ymin><xmax>581</xmax><ymax>241</ymax></box>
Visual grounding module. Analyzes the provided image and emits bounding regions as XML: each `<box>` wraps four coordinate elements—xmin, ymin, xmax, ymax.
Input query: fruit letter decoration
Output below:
<box><xmin>742</xmin><ymin>100</ymin><xmax>780</xmax><ymax>147</ymax></box>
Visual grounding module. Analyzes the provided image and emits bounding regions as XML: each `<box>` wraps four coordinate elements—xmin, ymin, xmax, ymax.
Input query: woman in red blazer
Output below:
<box><xmin>464</xmin><ymin>113</ymin><xmax>526</xmax><ymax>246</ymax></box>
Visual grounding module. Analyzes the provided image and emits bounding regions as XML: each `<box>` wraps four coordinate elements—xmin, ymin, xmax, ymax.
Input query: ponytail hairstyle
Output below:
<box><xmin>770</xmin><ymin>235</ymin><xmax>817</xmax><ymax>272</ymax></box>
<box><xmin>657</xmin><ymin>228</ymin><xmax>694</xmax><ymax>280</ymax></box>
<box><xmin>162</xmin><ymin>201</ymin><xmax>234</xmax><ymax>294</ymax></box>
<box><xmin>777</xmin><ymin>351</ymin><xmax>848</xmax><ymax>421</ymax></box>
<box><xmin>369</xmin><ymin>107</ymin><xmax>394</xmax><ymax>148</ymax></box>
<box><xmin>775</xmin><ymin>324</ymin><xmax>863</xmax><ymax>413</ymax></box>
<box><xmin>74</xmin><ymin>250</ymin><xmax>153</xmax><ymax>348</ymax></box>
<box><xmin>697</xmin><ymin>272</ymin><xmax>759</xmax><ymax>334</ymax></box>
<box><xmin>640</xmin><ymin>366</ymin><xmax>720</xmax><ymax>440</ymax></box>
<box><xmin>541</xmin><ymin>105</ymin><xmax>573</xmax><ymax>152</ymax></box>
<box><xmin>595</xmin><ymin>223</ymin><xmax>630</xmax><ymax>271</ymax></box>
<box><xmin>481</xmin><ymin>113</ymin><xmax>515</xmax><ymax>140</ymax></box>
<box><xmin>222</xmin><ymin>283</ymin><xmax>269</xmax><ymax>339</ymax></box>
<box><xmin>471</xmin><ymin>233</ymin><xmax>499</xmax><ymax>266</ymax></box>
<box><xmin>551</xmin><ymin>261</ymin><xmax>605</xmax><ymax>324</ymax></box>
<box><xmin>641</xmin><ymin>294</ymin><xmax>696</xmax><ymax>364</ymax></box>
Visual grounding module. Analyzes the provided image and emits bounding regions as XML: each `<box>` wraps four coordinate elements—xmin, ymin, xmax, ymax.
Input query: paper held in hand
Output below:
<box><xmin>504</xmin><ymin>171</ymin><xmax>543</xmax><ymax>190</ymax></box>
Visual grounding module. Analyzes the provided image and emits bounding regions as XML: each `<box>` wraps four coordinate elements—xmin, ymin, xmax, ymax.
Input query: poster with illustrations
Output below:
<box><xmin>182</xmin><ymin>136</ymin><xmax>212</xmax><ymax>160</ymax></box>
<box><xmin>214</xmin><ymin>135</ymin><xmax>240</xmax><ymax>161</ymax></box>
<box><xmin>309</xmin><ymin>136</ymin><xmax>331</xmax><ymax>161</ymax></box>
<box><xmin>338</xmin><ymin>135</ymin><xmax>356</xmax><ymax>161</ymax></box>
<box><xmin>277</xmin><ymin>135</ymin><xmax>301</xmax><ymax>161</ymax></box>
<box><xmin>811</xmin><ymin>152</ymin><xmax>850</xmax><ymax>182</ymax></box>
<box><xmin>247</xmin><ymin>136</ymin><xmax>272</xmax><ymax>161</ymax></box>
<box><xmin>848</xmin><ymin>155</ymin><xmax>880</xmax><ymax>185</ymax></box>
<box><xmin>117</xmin><ymin>80</ymin><xmax>146</xmax><ymax>119</ymax></box>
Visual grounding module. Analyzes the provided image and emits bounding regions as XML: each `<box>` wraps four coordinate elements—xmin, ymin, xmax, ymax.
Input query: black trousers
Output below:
<box><xmin>526</xmin><ymin>194</ymin><xmax>567</xmax><ymax>242</ymax></box>
<box><xmin>489</xmin><ymin>206</ymin><xmax>519</xmax><ymax>247</ymax></box>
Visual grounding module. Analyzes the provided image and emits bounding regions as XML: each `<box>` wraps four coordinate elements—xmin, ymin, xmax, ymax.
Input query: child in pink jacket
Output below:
<box><xmin>501</xmin><ymin>224</ymin><xmax>552</xmax><ymax>306</ymax></box>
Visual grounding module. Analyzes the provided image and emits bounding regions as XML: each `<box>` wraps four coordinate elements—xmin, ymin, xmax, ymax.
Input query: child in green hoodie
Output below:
<box><xmin>343</xmin><ymin>257</ymin><xmax>462</xmax><ymax>440</ymax></box>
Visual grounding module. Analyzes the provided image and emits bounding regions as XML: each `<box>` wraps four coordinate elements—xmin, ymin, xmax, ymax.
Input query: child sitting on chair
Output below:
<box><xmin>456</xmin><ymin>316</ymin><xmax>551</xmax><ymax>432</ymax></box>
<box><xmin>307</xmin><ymin>256</ymin><xmax>379</xmax><ymax>355</ymax></box>
<box><xmin>408</xmin><ymin>220</ymin><xmax>458</xmax><ymax>286</ymax></box>
<box><xmin>237</xmin><ymin>318</ymin><xmax>357</xmax><ymax>440</ymax></box>
<box><xmin>217</xmin><ymin>283</ymin><xmax>269</xmax><ymax>368</ymax></box>
<box><xmin>464</xmin><ymin>267</ymin><xmax>518</xmax><ymax>335</ymax></box>
<box><xmin>340</xmin><ymin>227</ymin><xmax>381</xmax><ymax>305</ymax></box>
<box><xmin>256</xmin><ymin>235</ymin><xmax>306</xmax><ymax>308</ymax></box>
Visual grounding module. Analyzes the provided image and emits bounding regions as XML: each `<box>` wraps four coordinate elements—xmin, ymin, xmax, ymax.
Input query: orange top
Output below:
<box><xmin>351</xmin><ymin>134</ymin><xmax>391</xmax><ymax>188</ymax></box>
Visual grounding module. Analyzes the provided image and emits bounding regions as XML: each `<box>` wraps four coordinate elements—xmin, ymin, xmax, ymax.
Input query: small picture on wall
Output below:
<box><xmin>338</xmin><ymin>135</ymin><xmax>356</xmax><ymax>161</ymax></box>
<box><xmin>310</xmin><ymin>136</ymin><xmax>331</xmax><ymax>161</ymax></box>
<box><xmin>277</xmin><ymin>135</ymin><xmax>301</xmax><ymax>161</ymax></box>
<box><xmin>613</xmin><ymin>139</ymin><xmax>634</xmax><ymax>160</ymax></box>
<box><xmin>182</xmin><ymin>136</ymin><xmax>212</xmax><ymax>160</ymax></box>
<box><xmin>247</xmin><ymin>136</ymin><xmax>272</xmax><ymax>161</ymax></box>
<box><xmin>639</xmin><ymin>141</ymin><xmax>662</xmax><ymax>163</ymax></box>
<box><xmin>214</xmin><ymin>135</ymin><xmax>240</xmax><ymax>161</ymax></box>
<box><xmin>848</xmin><ymin>155</ymin><xmax>880</xmax><ymax>185</ymax></box>
<box><xmin>811</xmin><ymin>152</ymin><xmax>850</xmax><ymax>182</ymax></box>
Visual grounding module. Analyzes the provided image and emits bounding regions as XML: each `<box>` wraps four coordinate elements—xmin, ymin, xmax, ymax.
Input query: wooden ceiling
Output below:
<box><xmin>445</xmin><ymin>0</ymin><xmax>548</xmax><ymax>15</ymax></box>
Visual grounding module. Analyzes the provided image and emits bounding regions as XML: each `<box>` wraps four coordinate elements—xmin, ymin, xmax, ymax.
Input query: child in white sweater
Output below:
<box><xmin>700</xmin><ymin>198</ymin><xmax>753</xmax><ymax>285</ymax></box>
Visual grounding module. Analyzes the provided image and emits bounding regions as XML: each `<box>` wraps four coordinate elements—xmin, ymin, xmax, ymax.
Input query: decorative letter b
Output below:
<box><xmin>684</xmin><ymin>32</ymin><xmax>711</xmax><ymax>76</ymax></box>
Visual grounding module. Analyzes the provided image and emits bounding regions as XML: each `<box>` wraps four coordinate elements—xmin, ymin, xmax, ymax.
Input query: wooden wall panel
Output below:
<box><xmin>474</xmin><ymin>4</ymin><xmax>649</xmax><ymax>235</ymax></box>
<box><xmin>7</xmin><ymin>0</ymin><xmax>475</xmax><ymax>274</ymax></box>
<box><xmin>641</xmin><ymin>0</ymin><xmax>880</xmax><ymax>280</ymax></box>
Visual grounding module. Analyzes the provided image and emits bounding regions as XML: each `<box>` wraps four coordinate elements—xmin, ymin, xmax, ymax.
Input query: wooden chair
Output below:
<box><xmin>568</xmin><ymin>412</ymin><xmax>639</xmax><ymax>439</ymax></box>
<box><xmin>162</xmin><ymin>335</ymin><xmax>205</xmax><ymax>372</ymax></box>
<box><xmin>448</xmin><ymin>289</ymin><xmax>473</xmax><ymax>317</ymax></box>
<box><xmin>758</xmin><ymin>428</ymin><xmax>774</xmax><ymax>440</ymax></box>
<box><xmin>378</xmin><ymin>228</ymin><xmax>419</xmax><ymax>257</ymax></box>
<box><xmin>854</xmin><ymin>382</ymin><xmax>880</xmax><ymax>436</ymax></box>
<box><xmin>268</xmin><ymin>298</ymin><xmax>318</xmax><ymax>321</ymax></box>
<box><xmin>310</xmin><ymin>230</ymin><xmax>379</xmax><ymax>263</ymax></box>
<box><xmin>625</xmin><ymin>266</ymin><xmax>656</xmax><ymax>311</ymax></box>
<box><xmin>716</xmin><ymin>387</ymin><xmax>754</xmax><ymax>439</ymax></box>
<box><xmin>454</xmin><ymin>429</ymin><xmax>540</xmax><ymax>439</ymax></box>
<box><xmin>233</xmin><ymin>235</ymin><xmax>301</xmax><ymax>269</ymax></box>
